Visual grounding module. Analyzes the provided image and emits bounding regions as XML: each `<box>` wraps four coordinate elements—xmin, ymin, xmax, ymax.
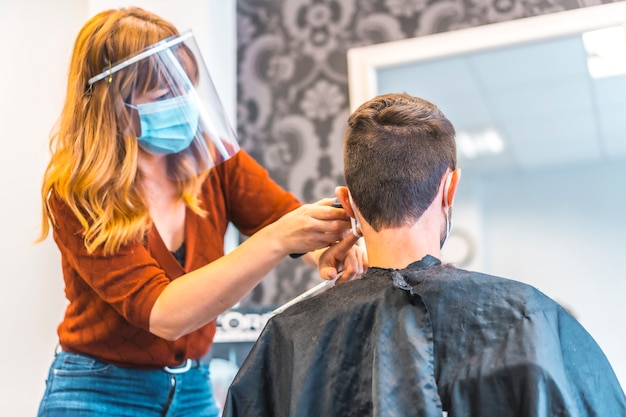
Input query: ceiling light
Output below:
<box><xmin>457</xmin><ymin>127</ymin><xmax>505</xmax><ymax>160</ymax></box>
<box><xmin>582</xmin><ymin>25</ymin><xmax>626</xmax><ymax>78</ymax></box>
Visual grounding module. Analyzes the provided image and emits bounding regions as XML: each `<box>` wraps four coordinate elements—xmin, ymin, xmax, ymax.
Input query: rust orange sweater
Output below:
<box><xmin>51</xmin><ymin>150</ymin><xmax>300</xmax><ymax>368</ymax></box>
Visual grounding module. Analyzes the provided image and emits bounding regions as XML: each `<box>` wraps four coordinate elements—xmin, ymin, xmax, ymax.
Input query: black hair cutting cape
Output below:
<box><xmin>222</xmin><ymin>256</ymin><xmax>626</xmax><ymax>417</ymax></box>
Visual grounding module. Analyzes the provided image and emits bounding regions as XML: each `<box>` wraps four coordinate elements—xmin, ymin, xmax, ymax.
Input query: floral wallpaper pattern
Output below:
<box><xmin>235</xmin><ymin>0</ymin><xmax>616</xmax><ymax>306</ymax></box>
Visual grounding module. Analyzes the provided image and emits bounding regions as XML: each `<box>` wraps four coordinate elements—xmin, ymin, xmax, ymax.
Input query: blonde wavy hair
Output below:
<box><xmin>39</xmin><ymin>7</ymin><xmax>208</xmax><ymax>255</ymax></box>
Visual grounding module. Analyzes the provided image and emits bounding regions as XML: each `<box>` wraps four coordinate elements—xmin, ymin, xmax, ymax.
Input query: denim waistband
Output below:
<box><xmin>56</xmin><ymin>344</ymin><xmax>201</xmax><ymax>374</ymax></box>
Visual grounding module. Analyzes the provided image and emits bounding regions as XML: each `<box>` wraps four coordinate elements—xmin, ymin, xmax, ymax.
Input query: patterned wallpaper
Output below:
<box><xmin>235</xmin><ymin>0</ymin><xmax>614</xmax><ymax>306</ymax></box>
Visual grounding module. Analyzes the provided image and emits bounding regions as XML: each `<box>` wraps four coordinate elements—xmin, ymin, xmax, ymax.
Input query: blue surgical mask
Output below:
<box><xmin>129</xmin><ymin>94</ymin><xmax>200</xmax><ymax>155</ymax></box>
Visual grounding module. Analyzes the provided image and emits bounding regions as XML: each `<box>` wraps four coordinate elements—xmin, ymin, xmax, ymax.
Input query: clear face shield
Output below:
<box><xmin>88</xmin><ymin>30</ymin><xmax>239</xmax><ymax>179</ymax></box>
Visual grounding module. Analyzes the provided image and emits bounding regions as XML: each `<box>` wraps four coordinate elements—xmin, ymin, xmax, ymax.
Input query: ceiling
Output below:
<box><xmin>376</xmin><ymin>32</ymin><xmax>626</xmax><ymax>175</ymax></box>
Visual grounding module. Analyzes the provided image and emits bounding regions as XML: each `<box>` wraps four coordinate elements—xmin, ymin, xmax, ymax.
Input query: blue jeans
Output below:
<box><xmin>38</xmin><ymin>351</ymin><xmax>220</xmax><ymax>417</ymax></box>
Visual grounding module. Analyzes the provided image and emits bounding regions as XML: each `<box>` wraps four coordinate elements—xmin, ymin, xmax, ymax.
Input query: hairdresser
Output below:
<box><xmin>36</xmin><ymin>7</ymin><xmax>366</xmax><ymax>417</ymax></box>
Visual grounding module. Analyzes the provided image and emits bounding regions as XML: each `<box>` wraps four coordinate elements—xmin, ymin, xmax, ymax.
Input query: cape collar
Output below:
<box><xmin>406</xmin><ymin>254</ymin><xmax>441</xmax><ymax>270</ymax></box>
<box><xmin>370</xmin><ymin>254</ymin><xmax>442</xmax><ymax>273</ymax></box>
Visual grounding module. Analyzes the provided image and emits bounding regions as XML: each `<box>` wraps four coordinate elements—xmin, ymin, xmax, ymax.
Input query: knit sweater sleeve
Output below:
<box><xmin>50</xmin><ymin>195</ymin><xmax>169</xmax><ymax>331</ymax></box>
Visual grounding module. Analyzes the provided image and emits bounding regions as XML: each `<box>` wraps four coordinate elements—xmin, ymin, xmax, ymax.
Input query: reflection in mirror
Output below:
<box><xmin>377</xmin><ymin>26</ymin><xmax>626</xmax><ymax>174</ymax></box>
<box><xmin>348</xmin><ymin>2</ymin><xmax>626</xmax><ymax>388</ymax></box>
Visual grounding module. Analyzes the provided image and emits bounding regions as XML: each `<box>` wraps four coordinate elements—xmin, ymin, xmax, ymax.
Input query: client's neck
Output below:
<box><xmin>362</xmin><ymin>215</ymin><xmax>441</xmax><ymax>270</ymax></box>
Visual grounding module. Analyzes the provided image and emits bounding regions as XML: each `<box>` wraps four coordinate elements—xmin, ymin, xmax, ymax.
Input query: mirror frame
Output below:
<box><xmin>347</xmin><ymin>2</ymin><xmax>626</xmax><ymax>112</ymax></box>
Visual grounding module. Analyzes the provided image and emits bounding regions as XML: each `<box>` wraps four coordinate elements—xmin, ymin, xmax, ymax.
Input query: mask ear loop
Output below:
<box><xmin>441</xmin><ymin>172</ymin><xmax>454</xmax><ymax>249</ymax></box>
<box><xmin>443</xmin><ymin>171</ymin><xmax>453</xmax><ymax>207</ymax></box>
<box><xmin>348</xmin><ymin>192</ymin><xmax>363</xmax><ymax>238</ymax></box>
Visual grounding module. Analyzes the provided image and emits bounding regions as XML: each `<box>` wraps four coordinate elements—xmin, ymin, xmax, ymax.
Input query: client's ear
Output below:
<box><xmin>444</xmin><ymin>168</ymin><xmax>462</xmax><ymax>208</ymax></box>
<box><xmin>335</xmin><ymin>186</ymin><xmax>355</xmax><ymax>218</ymax></box>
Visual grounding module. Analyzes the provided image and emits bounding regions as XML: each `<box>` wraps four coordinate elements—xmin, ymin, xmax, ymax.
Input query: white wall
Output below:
<box><xmin>0</xmin><ymin>1</ymin><xmax>235</xmax><ymax>415</ymax></box>
<box><xmin>0</xmin><ymin>1</ymin><xmax>86</xmax><ymax>414</ymax></box>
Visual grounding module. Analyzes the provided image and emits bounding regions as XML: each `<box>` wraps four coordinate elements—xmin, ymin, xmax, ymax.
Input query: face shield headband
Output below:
<box><xmin>88</xmin><ymin>30</ymin><xmax>240</xmax><ymax>179</ymax></box>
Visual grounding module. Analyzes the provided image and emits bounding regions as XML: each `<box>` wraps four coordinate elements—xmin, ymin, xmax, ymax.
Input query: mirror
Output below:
<box><xmin>348</xmin><ymin>2</ymin><xmax>626</xmax><ymax>175</ymax></box>
<box><xmin>347</xmin><ymin>2</ymin><xmax>626</xmax><ymax>388</ymax></box>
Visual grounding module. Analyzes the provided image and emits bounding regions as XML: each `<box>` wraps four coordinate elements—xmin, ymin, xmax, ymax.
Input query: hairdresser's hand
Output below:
<box><xmin>315</xmin><ymin>232</ymin><xmax>368</xmax><ymax>282</ymax></box>
<box><xmin>268</xmin><ymin>198</ymin><xmax>352</xmax><ymax>257</ymax></box>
